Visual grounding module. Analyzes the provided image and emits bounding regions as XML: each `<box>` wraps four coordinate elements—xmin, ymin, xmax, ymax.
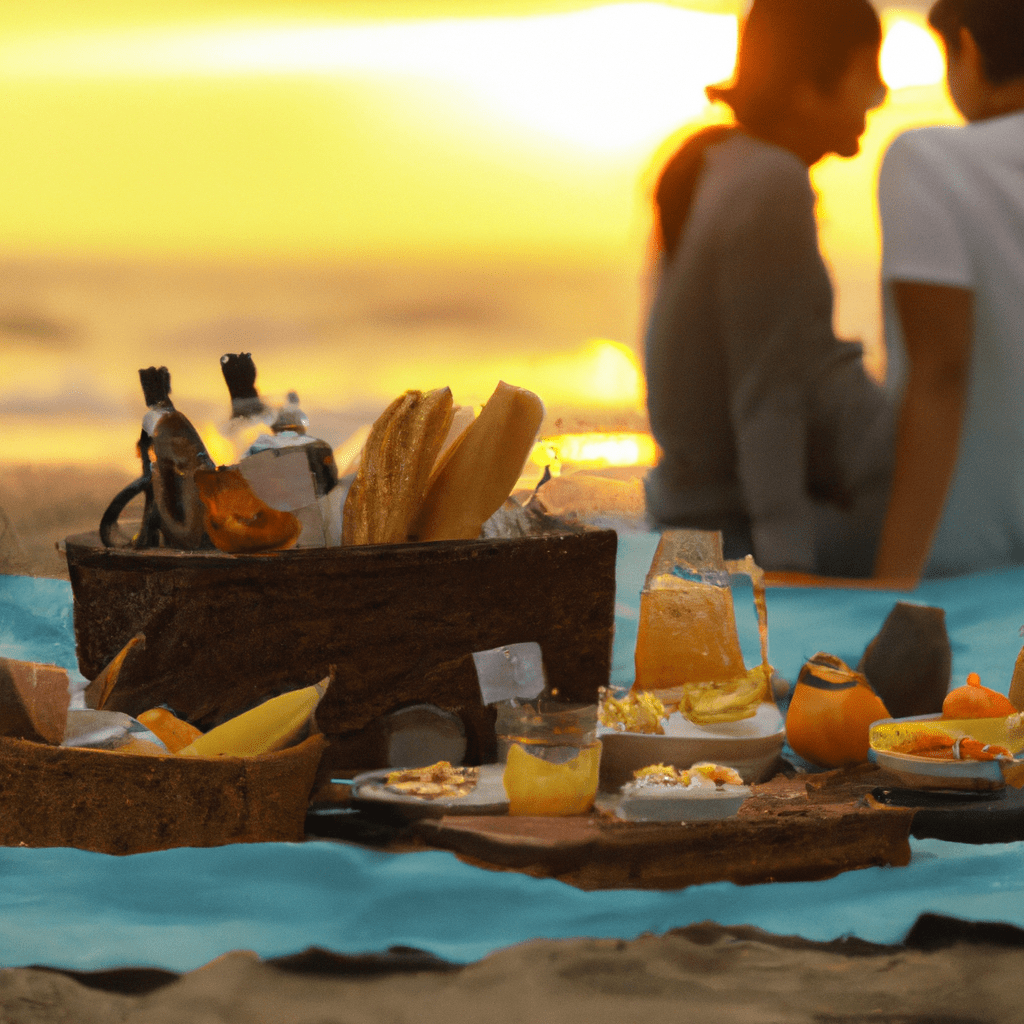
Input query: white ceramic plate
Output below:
<box><xmin>874</xmin><ymin>749</ymin><xmax>1008</xmax><ymax>789</ymax></box>
<box><xmin>350</xmin><ymin>762</ymin><xmax>509</xmax><ymax>819</ymax></box>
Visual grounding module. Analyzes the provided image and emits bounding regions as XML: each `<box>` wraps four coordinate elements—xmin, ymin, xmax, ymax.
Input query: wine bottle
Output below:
<box><xmin>100</xmin><ymin>365</ymin><xmax>173</xmax><ymax>548</ymax></box>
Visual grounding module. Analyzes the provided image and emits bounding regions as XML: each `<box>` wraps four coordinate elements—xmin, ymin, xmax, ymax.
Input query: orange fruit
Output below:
<box><xmin>941</xmin><ymin>673</ymin><xmax>1017</xmax><ymax>719</ymax></box>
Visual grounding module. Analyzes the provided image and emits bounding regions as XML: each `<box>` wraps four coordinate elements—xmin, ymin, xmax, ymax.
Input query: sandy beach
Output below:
<box><xmin>6</xmin><ymin>471</ymin><xmax>1024</xmax><ymax>1020</ymax></box>
<box><xmin>0</xmin><ymin>463</ymin><xmax>136</xmax><ymax>579</ymax></box>
<box><xmin>4</xmin><ymin>461</ymin><xmax>1024</xmax><ymax>1022</ymax></box>
<box><xmin>3</xmin><ymin>917</ymin><xmax>1021</xmax><ymax>1023</ymax></box>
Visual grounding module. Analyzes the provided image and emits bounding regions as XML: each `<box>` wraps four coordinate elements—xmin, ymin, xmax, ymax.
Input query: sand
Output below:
<box><xmin>2</xmin><ymin>919</ymin><xmax>1021</xmax><ymax>1023</ymax></box>
<box><xmin>0</xmin><ymin>463</ymin><xmax>135</xmax><ymax>580</ymax></box>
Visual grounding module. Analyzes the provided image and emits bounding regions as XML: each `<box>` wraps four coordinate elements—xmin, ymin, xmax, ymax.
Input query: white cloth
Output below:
<box><xmin>879</xmin><ymin>111</ymin><xmax>1024</xmax><ymax>577</ymax></box>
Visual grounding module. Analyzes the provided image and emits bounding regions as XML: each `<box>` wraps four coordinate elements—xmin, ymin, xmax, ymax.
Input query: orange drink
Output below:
<box><xmin>503</xmin><ymin>740</ymin><xmax>602</xmax><ymax>816</ymax></box>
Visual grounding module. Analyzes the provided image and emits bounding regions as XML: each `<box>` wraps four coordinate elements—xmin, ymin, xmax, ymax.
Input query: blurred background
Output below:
<box><xmin>0</xmin><ymin>0</ymin><xmax>956</xmax><ymax>568</ymax></box>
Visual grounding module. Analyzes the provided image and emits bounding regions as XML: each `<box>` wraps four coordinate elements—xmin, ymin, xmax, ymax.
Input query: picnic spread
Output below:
<box><xmin>3</xmin><ymin>358</ymin><xmax>1024</xmax><ymax>975</ymax></box>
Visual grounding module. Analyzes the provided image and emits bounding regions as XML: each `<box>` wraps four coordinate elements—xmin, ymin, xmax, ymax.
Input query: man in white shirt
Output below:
<box><xmin>876</xmin><ymin>0</ymin><xmax>1024</xmax><ymax>580</ymax></box>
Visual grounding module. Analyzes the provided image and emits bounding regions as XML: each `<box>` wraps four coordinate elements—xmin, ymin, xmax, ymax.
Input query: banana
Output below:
<box><xmin>178</xmin><ymin>676</ymin><xmax>330</xmax><ymax>758</ymax></box>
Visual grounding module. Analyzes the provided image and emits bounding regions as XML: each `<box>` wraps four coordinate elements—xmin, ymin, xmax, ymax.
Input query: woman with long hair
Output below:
<box><xmin>643</xmin><ymin>0</ymin><xmax>892</xmax><ymax>576</ymax></box>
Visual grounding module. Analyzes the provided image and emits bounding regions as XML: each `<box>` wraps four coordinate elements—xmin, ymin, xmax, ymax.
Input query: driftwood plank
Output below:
<box><xmin>412</xmin><ymin>775</ymin><xmax>914</xmax><ymax>891</ymax></box>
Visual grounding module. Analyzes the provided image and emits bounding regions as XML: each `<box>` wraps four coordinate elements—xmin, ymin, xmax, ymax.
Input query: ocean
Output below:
<box><xmin>0</xmin><ymin>251</ymin><xmax>652</xmax><ymax>474</ymax></box>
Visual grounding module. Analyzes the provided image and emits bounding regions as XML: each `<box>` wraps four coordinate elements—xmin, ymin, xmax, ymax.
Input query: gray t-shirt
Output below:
<box><xmin>644</xmin><ymin>132</ymin><xmax>892</xmax><ymax>574</ymax></box>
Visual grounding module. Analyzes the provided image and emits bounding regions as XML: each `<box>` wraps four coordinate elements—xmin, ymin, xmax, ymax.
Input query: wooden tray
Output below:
<box><xmin>64</xmin><ymin>527</ymin><xmax>616</xmax><ymax>773</ymax></box>
<box><xmin>307</xmin><ymin>770</ymin><xmax>915</xmax><ymax>891</ymax></box>
<box><xmin>0</xmin><ymin>733</ymin><xmax>327</xmax><ymax>855</ymax></box>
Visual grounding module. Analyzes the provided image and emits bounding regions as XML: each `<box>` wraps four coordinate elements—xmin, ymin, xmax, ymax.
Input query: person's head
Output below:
<box><xmin>708</xmin><ymin>0</ymin><xmax>885</xmax><ymax>162</ymax></box>
<box><xmin>929</xmin><ymin>0</ymin><xmax>1024</xmax><ymax>121</ymax></box>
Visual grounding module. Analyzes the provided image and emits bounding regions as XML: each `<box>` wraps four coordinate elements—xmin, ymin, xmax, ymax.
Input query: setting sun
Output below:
<box><xmin>0</xmin><ymin>0</ymin><xmax>966</xmax><ymax>471</ymax></box>
<box><xmin>880</xmin><ymin>15</ymin><xmax>946</xmax><ymax>91</ymax></box>
<box><xmin>0</xmin><ymin>4</ymin><xmax>738</xmax><ymax>156</ymax></box>
<box><xmin>0</xmin><ymin>3</ymin><xmax>959</xmax><ymax>265</ymax></box>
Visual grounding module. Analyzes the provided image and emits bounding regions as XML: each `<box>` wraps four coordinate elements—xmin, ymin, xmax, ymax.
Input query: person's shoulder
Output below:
<box><xmin>888</xmin><ymin>123</ymin><xmax>959</xmax><ymax>147</ymax></box>
<box><xmin>882</xmin><ymin>123</ymin><xmax>975</xmax><ymax>171</ymax></box>
<box><xmin>709</xmin><ymin>134</ymin><xmax>812</xmax><ymax>201</ymax></box>
<box><xmin>880</xmin><ymin>124</ymin><xmax>966</xmax><ymax>194</ymax></box>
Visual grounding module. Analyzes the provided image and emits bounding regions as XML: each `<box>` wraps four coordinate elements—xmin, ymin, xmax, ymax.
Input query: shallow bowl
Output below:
<box><xmin>598</xmin><ymin>702</ymin><xmax>785</xmax><ymax>791</ymax></box>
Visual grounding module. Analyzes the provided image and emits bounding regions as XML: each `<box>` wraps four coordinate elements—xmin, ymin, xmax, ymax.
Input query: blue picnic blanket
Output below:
<box><xmin>3</xmin><ymin>538</ymin><xmax>1024</xmax><ymax>971</ymax></box>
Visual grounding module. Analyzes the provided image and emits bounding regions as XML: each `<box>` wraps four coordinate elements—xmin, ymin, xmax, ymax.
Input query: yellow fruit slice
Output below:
<box><xmin>870</xmin><ymin>714</ymin><xmax>1024</xmax><ymax>757</ymax></box>
<box><xmin>137</xmin><ymin>707</ymin><xmax>204</xmax><ymax>753</ymax></box>
<box><xmin>411</xmin><ymin>381</ymin><xmax>544</xmax><ymax>542</ymax></box>
<box><xmin>178</xmin><ymin>677</ymin><xmax>330</xmax><ymax>758</ymax></box>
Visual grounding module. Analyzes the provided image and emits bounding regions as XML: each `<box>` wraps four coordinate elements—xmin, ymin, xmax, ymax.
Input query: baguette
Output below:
<box><xmin>342</xmin><ymin>386</ymin><xmax>454</xmax><ymax>545</ymax></box>
<box><xmin>410</xmin><ymin>381</ymin><xmax>543</xmax><ymax>542</ymax></box>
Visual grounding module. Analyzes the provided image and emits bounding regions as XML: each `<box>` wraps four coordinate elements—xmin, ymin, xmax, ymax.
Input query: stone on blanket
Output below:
<box><xmin>858</xmin><ymin>602</ymin><xmax>951</xmax><ymax>719</ymax></box>
<box><xmin>0</xmin><ymin>657</ymin><xmax>71</xmax><ymax>745</ymax></box>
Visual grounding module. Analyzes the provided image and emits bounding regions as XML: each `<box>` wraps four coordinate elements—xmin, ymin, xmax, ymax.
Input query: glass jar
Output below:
<box><xmin>496</xmin><ymin>700</ymin><xmax>602</xmax><ymax>815</ymax></box>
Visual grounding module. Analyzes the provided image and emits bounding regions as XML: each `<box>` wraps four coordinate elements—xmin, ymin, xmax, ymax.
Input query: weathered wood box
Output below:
<box><xmin>0</xmin><ymin>733</ymin><xmax>327</xmax><ymax>854</ymax></box>
<box><xmin>64</xmin><ymin>527</ymin><xmax>617</xmax><ymax>773</ymax></box>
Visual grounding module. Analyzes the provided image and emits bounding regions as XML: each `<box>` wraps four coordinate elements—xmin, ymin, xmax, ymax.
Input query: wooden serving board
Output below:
<box><xmin>345</xmin><ymin>772</ymin><xmax>916</xmax><ymax>891</ymax></box>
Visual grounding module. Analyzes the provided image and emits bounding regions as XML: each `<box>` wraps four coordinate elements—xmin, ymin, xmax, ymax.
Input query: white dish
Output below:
<box><xmin>598</xmin><ymin>702</ymin><xmax>785</xmax><ymax>790</ymax></box>
<box><xmin>869</xmin><ymin>714</ymin><xmax>1024</xmax><ymax>790</ymax></box>
<box><xmin>615</xmin><ymin>782</ymin><xmax>750</xmax><ymax>822</ymax></box>
<box><xmin>350</xmin><ymin>762</ymin><xmax>509</xmax><ymax>819</ymax></box>
<box><xmin>874</xmin><ymin>749</ymin><xmax>1008</xmax><ymax>789</ymax></box>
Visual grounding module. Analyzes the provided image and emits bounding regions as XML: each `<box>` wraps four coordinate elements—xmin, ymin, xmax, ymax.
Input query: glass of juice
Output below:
<box><xmin>496</xmin><ymin>700</ymin><xmax>602</xmax><ymax>816</ymax></box>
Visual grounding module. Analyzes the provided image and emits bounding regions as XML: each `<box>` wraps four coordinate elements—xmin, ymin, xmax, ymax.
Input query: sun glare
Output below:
<box><xmin>881</xmin><ymin>16</ymin><xmax>946</xmax><ymax>90</ymax></box>
<box><xmin>535</xmin><ymin>431</ymin><xmax>657</xmax><ymax>469</ymax></box>
<box><xmin>0</xmin><ymin>3</ymin><xmax>737</xmax><ymax>155</ymax></box>
<box><xmin>364</xmin><ymin>337</ymin><xmax>645</xmax><ymax>414</ymax></box>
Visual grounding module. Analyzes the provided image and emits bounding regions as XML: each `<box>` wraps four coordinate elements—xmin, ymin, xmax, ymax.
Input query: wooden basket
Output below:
<box><xmin>64</xmin><ymin>528</ymin><xmax>617</xmax><ymax>773</ymax></box>
<box><xmin>0</xmin><ymin>733</ymin><xmax>327</xmax><ymax>854</ymax></box>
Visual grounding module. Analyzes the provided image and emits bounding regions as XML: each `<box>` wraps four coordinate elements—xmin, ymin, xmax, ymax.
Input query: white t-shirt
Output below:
<box><xmin>879</xmin><ymin>111</ymin><xmax>1024</xmax><ymax>577</ymax></box>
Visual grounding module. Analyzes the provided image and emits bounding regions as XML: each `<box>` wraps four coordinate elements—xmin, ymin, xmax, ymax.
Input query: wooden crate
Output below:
<box><xmin>0</xmin><ymin>734</ymin><xmax>327</xmax><ymax>854</ymax></box>
<box><xmin>64</xmin><ymin>528</ymin><xmax>617</xmax><ymax>772</ymax></box>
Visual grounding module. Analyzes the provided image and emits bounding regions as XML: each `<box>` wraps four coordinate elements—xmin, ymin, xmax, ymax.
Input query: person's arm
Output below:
<box><xmin>873</xmin><ymin>281</ymin><xmax>973</xmax><ymax>583</ymax></box>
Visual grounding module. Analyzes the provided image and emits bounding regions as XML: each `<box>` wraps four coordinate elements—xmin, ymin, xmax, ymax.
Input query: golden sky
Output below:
<box><xmin>0</xmin><ymin>1</ymin><xmax>954</xmax><ymax>264</ymax></box>
<box><xmin>0</xmin><ymin>1</ymin><xmax>958</xmax><ymax>468</ymax></box>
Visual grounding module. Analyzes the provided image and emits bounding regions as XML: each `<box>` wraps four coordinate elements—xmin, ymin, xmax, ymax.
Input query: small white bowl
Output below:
<box><xmin>615</xmin><ymin>781</ymin><xmax>750</xmax><ymax>822</ymax></box>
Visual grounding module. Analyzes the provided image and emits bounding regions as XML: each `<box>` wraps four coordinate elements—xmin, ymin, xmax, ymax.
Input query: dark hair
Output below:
<box><xmin>707</xmin><ymin>0</ymin><xmax>882</xmax><ymax>132</ymax></box>
<box><xmin>929</xmin><ymin>0</ymin><xmax>1024</xmax><ymax>85</ymax></box>
<box><xmin>654</xmin><ymin>125</ymin><xmax>737</xmax><ymax>259</ymax></box>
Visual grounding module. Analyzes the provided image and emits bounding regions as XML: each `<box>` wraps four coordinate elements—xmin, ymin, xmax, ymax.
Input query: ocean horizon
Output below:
<box><xmin>0</xmin><ymin>250</ymin><xmax>654</xmax><ymax>474</ymax></box>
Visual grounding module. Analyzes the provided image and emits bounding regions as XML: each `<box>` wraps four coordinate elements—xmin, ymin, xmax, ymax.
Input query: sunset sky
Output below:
<box><xmin>0</xmin><ymin>1</ymin><xmax>958</xmax><ymax>468</ymax></box>
<box><xmin>0</xmin><ymin>0</ymin><xmax>953</xmax><ymax>263</ymax></box>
